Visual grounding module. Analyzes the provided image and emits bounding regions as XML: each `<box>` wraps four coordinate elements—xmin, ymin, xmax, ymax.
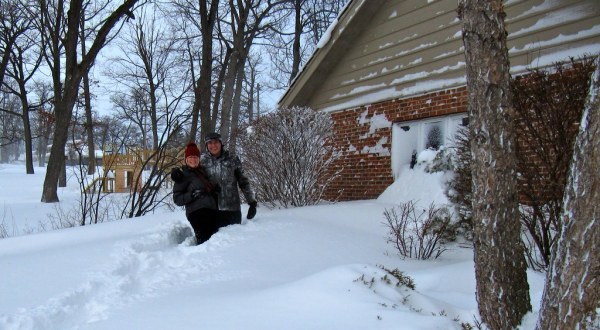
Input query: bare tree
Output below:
<box><xmin>217</xmin><ymin>0</ymin><xmax>288</xmax><ymax>148</ymax></box>
<box><xmin>0</xmin><ymin>93</ymin><xmax>22</xmax><ymax>163</ymax></box>
<box><xmin>458</xmin><ymin>0</ymin><xmax>531</xmax><ymax>328</ymax></box>
<box><xmin>111</xmin><ymin>87</ymin><xmax>151</xmax><ymax>148</ymax></box>
<box><xmin>107</xmin><ymin>4</ymin><xmax>182</xmax><ymax>150</ymax></box>
<box><xmin>78</xmin><ymin>3</ymin><xmax>98</xmax><ymax>175</ymax></box>
<box><xmin>536</xmin><ymin>55</ymin><xmax>600</xmax><ymax>330</ymax></box>
<box><xmin>37</xmin><ymin>0</ymin><xmax>146</xmax><ymax>203</ymax></box>
<box><xmin>0</xmin><ymin>0</ymin><xmax>31</xmax><ymax>88</ymax></box>
<box><xmin>120</xmin><ymin>116</ymin><xmax>187</xmax><ymax>218</ymax></box>
<box><xmin>2</xmin><ymin>10</ymin><xmax>43</xmax><ymax>174</ymax></box>
<box><xmin>170</xmin><ymin>0</ymin><xmax>220</xmax><ymax>142</ymax></box>
<box><xmin>266</xmin><ymin>0</ymin><xmax>346</xmax><ymax>88</ymax></box>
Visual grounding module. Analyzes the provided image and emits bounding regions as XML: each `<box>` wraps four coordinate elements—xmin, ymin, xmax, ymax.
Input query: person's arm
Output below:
<box><xmin>233</xmin><ymin>155</ymin><xmax>256</xmax><ymax>204</ymax></box>
<box><xmin>172</xmin><ymin>177</ymin><xmax>193</xmax><ymax>206</ymax></box>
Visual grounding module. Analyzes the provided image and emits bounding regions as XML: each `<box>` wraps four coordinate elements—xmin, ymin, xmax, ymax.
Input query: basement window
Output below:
<box><xmin>391</xmin><ymin>113</ymin><xmax>467</xmax><ymax>179</ymax></box>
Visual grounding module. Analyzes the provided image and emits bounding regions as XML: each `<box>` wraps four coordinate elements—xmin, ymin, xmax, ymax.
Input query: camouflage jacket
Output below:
<box><xmin>200</xmin><ymin>150</ymin><xmax>256</xmax><ymax>211</ymax></box>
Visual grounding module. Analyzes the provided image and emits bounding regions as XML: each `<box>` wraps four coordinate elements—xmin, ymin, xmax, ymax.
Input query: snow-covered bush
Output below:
<box><xmin>383</xmin><ymin>201</ymin><xmax>453</xmax><ymax>260</ymax></box>
<box><xmin>237</xmin><ymin>106</ymin><xmax>340</xmax><ymax>208</ymax></box>
<box><xmin>424</xmin><ymin>146</ymin><xmax>453</xmax><ymax>173</ymax></box>
<box><xmin>444</xmin><ymin>126</ymin><xmax>473</xmax><ymax>239</ymax></box>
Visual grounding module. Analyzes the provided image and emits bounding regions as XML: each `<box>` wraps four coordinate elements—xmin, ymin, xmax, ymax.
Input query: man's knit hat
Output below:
<box><xmin>204</xmin><ymin>132</ymin><xmax>222</xmax><ymax>144</ymax></box>
<box><xmin>184</xmin><ymin>141</ymin><xmax>200</xmax><ymax>158</ymax></box>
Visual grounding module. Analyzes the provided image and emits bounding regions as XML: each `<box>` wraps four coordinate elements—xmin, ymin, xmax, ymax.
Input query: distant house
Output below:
<box><xmin>278</xmin><ymin>0</ymin><xmax>600</xmax><ymax>201</ymax></box>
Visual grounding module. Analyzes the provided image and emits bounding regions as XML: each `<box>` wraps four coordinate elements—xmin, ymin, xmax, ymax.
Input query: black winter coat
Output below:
<box><xmin>171</xmin><ymin>165</ymin><xmax>217</xmax><ymax>217</ymax></box>
<box><xmin>200</xmin><ymin>150</ymin><xmax>256</xmax><ymax>212</ymax></box>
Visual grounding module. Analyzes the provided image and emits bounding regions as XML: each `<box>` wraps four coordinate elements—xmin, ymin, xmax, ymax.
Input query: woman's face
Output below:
<box><xmin>185</xmin><ymin>156</ymin><xmax>200</xmax><ymax>168</ymax></box>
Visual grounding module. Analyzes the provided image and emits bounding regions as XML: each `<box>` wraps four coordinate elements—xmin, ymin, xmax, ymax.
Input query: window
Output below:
<box><xmin>391</xmin><ymin>113</ymin><xmax>467</xmax><ymax>179</ymax></box>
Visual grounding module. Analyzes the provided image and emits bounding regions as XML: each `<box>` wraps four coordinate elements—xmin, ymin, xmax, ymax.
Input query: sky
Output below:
<box><xmin>0</xmin><ymin>154</ymin><xmax>548</xmax><ymax>330</ymax></box>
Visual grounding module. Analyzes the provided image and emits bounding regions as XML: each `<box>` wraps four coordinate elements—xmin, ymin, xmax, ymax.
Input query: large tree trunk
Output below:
<box><xmin>459</xmin><ymin>0</ymin><xmax>532</xmax><ymax>328</ymax></box>
<box><xmin>536</xmin><ymin>56</ymin><xmax>600</xmax><ymax>330</ymax></box>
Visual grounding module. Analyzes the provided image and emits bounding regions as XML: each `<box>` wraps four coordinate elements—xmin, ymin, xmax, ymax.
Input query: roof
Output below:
<box><xmin>279</xmin><ymin>0</ymin><xmax>600</xmax><ymax>112</ymax></box>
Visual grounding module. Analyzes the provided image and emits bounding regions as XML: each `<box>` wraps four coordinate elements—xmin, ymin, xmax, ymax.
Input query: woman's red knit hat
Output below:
<box><xmin>184</xmin><ymin>141</ymin><xmax>200</xmax><ymax>158</ymax></box>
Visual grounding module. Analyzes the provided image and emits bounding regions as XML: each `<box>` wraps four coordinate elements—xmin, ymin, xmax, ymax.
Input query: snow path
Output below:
<box><xmin>0</xmin><ymin>221</ymin><xmax>237</xmax><ymax>329</ymax></box>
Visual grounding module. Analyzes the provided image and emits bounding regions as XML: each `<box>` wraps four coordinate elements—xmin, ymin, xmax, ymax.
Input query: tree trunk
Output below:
<box><xmin>43</xmin><ymin>99</ymin><xmax>74</xmax><ymax>202</ymax></box>
<box><xmin>290</xmin><ymin>0</ymin><xmax>302</xmax><ymax>83</ymax></box>
<box><xmin>536</xmin><ymin>56</ymin><xmax>600</xmax><ymax>330</ymax></box>
<box><xmin>80</xmin><ymin>16</ymin><xmax>96</xmax><ymax>175</ymax></box>
<box><xmin>82</xmin><ymin>72</ymin><xmax>96</xmax><ymax>174</ymax></box>
<box><xmin>219</xmin><ymin>50</ymin><xmax>240</xmax><ymax>145</ymax></box>
<box><xmin>459</xmin><ymin>0</ymin><xmax>532</xmax><ymax>328</ymax></box>
<box><xmin>229</xmin><ymin>58</ymin><xmax>246</xmax><ymax>150</ymax></box>
<box><xmin>21</xmin><ymin>102</ymin><xmax>34</xmax><ymax>174</ymax></box>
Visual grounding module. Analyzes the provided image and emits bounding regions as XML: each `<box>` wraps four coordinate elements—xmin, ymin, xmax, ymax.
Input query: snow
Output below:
<box><xmin>0</xmin><ymin>162</ymin><xmax>548</xmax><ymax>329</ymax></box>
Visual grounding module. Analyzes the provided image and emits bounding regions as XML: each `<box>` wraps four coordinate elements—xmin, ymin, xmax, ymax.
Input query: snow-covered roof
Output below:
<box><xmin>279</xmin><ymin>0</ymin><xmax>600</xmax><ymax>113</ymax></box>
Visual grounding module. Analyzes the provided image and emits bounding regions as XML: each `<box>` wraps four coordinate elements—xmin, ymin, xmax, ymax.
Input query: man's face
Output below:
<box><xmin>207</xmin><ymin>140</ymin><xmax>222</xmax><ymax>156</ymax></box>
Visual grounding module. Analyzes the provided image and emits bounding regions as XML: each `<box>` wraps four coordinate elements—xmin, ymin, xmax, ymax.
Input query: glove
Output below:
<box><xmin>191</xmin><ymin>190</ymin><xmax>202</xmax><ymax>199</ymax></box>
<box><xmin>247</xmin><ymin>201</ymin><xmax>257</xmax><ymax>219</ymax></box>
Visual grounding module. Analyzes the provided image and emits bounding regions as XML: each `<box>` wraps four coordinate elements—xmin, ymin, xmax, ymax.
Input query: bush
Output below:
<box><xmin>237</xmin><ymin>106</ymin><xmax>341</xmax><ymax>208</ymax></box>
<box><xmin>383</xmin><ymin>201</ymin><xmax>454</xmax><ymax>260</ymax></box>
<box><xmin>511</xmin><ymin>56</ymin><xmax>595</xmax><ymax>269</ymax></box>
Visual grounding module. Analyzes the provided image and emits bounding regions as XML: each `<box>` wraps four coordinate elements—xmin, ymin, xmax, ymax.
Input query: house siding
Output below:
<box><xmin>283</xmin><ymin>0</ymin><xmax>600</xmax><ymax>113</ymax></box>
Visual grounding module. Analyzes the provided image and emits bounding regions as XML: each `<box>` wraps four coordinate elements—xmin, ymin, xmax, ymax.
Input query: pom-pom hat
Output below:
<box><xmin>184</xmin><ymin>141</ymin><xmax>200</xmax><ymax>158</ymax></box>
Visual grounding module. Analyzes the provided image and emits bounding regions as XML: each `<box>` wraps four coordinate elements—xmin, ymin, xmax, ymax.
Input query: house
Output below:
<box><xmin>278</xmin><ymin>0</ymin><xmax>600</xmax><ymax>201</ymax></box>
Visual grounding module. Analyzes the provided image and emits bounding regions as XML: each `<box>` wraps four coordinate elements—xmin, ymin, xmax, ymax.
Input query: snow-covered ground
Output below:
<box><xmin>0</xmin><ymin>162</ymin><xmax>546</xmax><ymax>329</ymax></box>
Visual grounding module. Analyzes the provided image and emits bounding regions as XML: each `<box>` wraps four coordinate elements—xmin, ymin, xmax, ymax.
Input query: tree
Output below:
<box><xmin>0</xmin><ymin>93</ymin><xmax>22</xmax><ymax>163</ymax></box>
<box><xmin>267</xmin><ymin>0</ymin><xmax>346</xmax><ymax>88</ymax></box>
<box><xmin>2</xmin><ymin>8</ymin><xmax>43</xmax><ymax>174</ymax></box>
<box><xmin>107</xmin><ymin>5</ymin><xmax>182</xmax><ymax>150</ymax></box>
<box><xmin>111</xmin><ymin>87</ymin><xmax>151</xmax><ymax>148</ymax></box>
<box><xmin>458</xmin><ymin>0</ymin><xmax>531</xmax><ymax>328</ymax></box>
<box><xmin>536</xmin><ymin>56</ymin><xmax>600</xmax><ymax>330</ymax></box>
<box><xmin>217</xmin><ymin>0</ymin><xmax>288</xmax><ymax>148</ymax></box>
<box><xmin>0</xmin><ymin>0</ymin><xmax>30</xmax><ymax>88</ymax></box>
<box><xmin>171</xmin><ymin>0</ymin><xmax>220</xmax><ymax>142</ymax></box>
<box><xmin>78</xmin><ymin>3</ymin><xmax>97</xmax><ymax>175</ymax></box>
<box><xmin>38</xmin><ymin>0</ymin><xmax>145</xmax><ymax>203</ymax></box>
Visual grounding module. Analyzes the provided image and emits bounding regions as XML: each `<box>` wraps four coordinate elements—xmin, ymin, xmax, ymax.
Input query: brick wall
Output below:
<box><xmin>324</xmin><ymin>87</ymin><xmax>468</xmax><ymax>201</ymax></box>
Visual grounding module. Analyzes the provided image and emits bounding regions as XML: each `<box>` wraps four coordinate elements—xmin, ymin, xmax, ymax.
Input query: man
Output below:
<box><xmin>201</xmin><ymin>132</ymin><xmax>257</xmax><ymax>224</ymax></box>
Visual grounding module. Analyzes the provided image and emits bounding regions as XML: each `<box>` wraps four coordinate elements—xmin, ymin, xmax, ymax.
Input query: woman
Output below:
<box><xmin>171</xmin><ymin>141</ymin><xmax>218</xmax><ymax>245</ymax></box>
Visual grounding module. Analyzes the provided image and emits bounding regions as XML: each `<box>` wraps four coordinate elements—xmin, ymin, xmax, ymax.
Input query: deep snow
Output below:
<box><xmin>0</xmin><ymin>162</ymin><xmax>546</xmax><ymax>330</ymax></box>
